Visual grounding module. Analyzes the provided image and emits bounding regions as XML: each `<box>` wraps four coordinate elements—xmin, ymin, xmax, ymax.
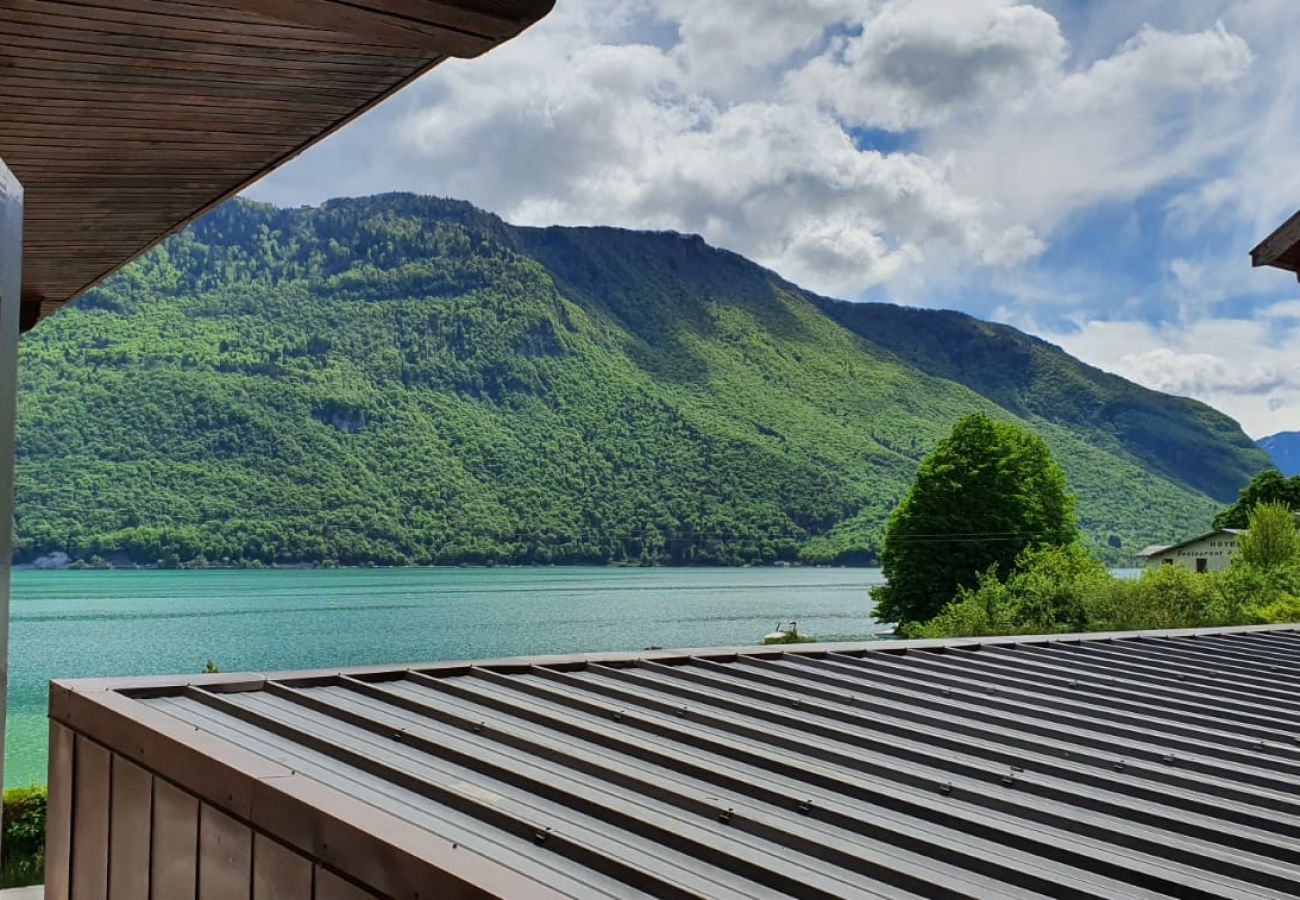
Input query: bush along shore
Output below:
<box><xmin>904</xmin><ymin>506</ymin><xmax>1300</xmax><ymax>639</ymax></box>
<box><xmin>872</xmin><ymin>415</ymin><xmax>1300</xmax><ymax>639</ymax></box>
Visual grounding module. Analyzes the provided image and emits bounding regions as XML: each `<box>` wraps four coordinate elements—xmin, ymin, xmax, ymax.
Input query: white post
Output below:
<box><xmin>0</xmin><ymin>159</ymin><xmax>23</xmax><ymax>838</ymax></box>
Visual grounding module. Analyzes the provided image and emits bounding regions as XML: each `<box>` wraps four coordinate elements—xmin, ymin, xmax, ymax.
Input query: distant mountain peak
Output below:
<box><xmin>1259</xmin><ymin>431</ymin><xmax>1300</xmax><ymax>476</ymax></box>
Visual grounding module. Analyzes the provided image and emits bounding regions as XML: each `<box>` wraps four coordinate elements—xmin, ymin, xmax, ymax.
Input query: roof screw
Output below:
<box><xmin>718</xmin><ymin>808</ymin><xmax>734</xmax><ymax>824</ymax></box>
<box><xmin>533</xmin><ymin>829</ymin><xmax>549</xmax><ymax>846</ymax></box>
<box><xmin>677</xmin><ymin>706</ymin><xmax>688</xmax><ymax>718</ymax></box>
<box><xmin>1161</xmin><ymin>753</ymin><xmax>1176</xmax><ymax>764</ymax></box>
<box><xmin>1176</xmin><ymin>673</ymin><xmax>1187</xmax><ymax>681</ymax></box>
<box><xmin>1001</xmin><ymin>773</ymin><xmax>1016</xmax><ymax>786</ymax></box>
<box><xmin>1112</xmin><ymin>760</ymin><xmax>1126</xmax><ymax>772</ymax></box>
<box><xmin>472</xmin><ymin>721</ymin><xmax>484</xmax><ymax>733</ymax></box>
<box><xmin>797</xmin><ymin>800</ymin><xmax>812</xmax><ymax>815</ymax></box>
<box><xmin>1069</xmin><ymin>679</ymin><xmax>1079</xmax><ymax>688</ymax></box>
<box><xmin>1255</xmin><ymin>741</ymin><xmax>1266</xmax><ymax>751</ymax></box>
<box><xmin>939</xmin><ymin>782</ymin><xmax>953</xmax><ymax>795</ymax></box>
<box><xmin>846</xmin><ymin>695</ymin><xmax>856</xmax><ymax>704</ymax></box>
<box><xmin>1010</xmin><ymin>765</ymin><xmax>1024</xmax><ymax>773</ymax></box>
<box><xmin>942</xmin><ymin>688</ymin><xmax>952</xmax><ymax>697</ymax></box>
<box><xmin>614</xmin><ymin>710</ymin><xmax>624</xmax><ymax>722</ymax></box>
<box><xmin>987</xmin><ymin>687</ymin><xmax>996</xmax><ymax>695</ymax></box>
<box><xmin>792</xmin><ymin>699</ymin><xmax>802</xmax><ymax>708</ymax></box>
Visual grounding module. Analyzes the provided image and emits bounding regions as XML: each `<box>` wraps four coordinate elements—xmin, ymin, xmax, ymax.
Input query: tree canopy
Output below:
<box><xmin>1214</xmin><ymin>469</ymin><xmax>1300</xmax><ymax>529</ymax></box>
<box><xmin>872</xmin><ymin>413</ymin><xmax>1079</xmax><ymax>625</ymax></box>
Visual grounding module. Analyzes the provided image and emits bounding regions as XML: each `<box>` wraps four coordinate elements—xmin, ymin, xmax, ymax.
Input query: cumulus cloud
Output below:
<box><xmin>659</xmin><ymin>0</ymin><xmax>859</xmax><ymax>99</ymax></box>
<box><xmin>789</xmin><ymin>0</ymin><xmax>1067</xmax><ymax>131</ymax></box>
<box><xmin>249</xmin><ymin>0</ymin><xmax>1259</xmax><ymax>300</ymax></box>
<box><xmin>245</xmin><ymin>1</ymin><xmax>1300</xmax><ymax>432</ymax></box>
<box><xmin>1049</xmin><ymin>317</ymin><xmax>1300</xmax><ymax>438</ymax></box>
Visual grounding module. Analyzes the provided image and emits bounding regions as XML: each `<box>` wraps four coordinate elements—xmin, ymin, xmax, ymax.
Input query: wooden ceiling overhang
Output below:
<box><xmin>0</xmin><ymin>0</ymin><xmax>554</xmax><ymax>330</ymax></box>
<box><xmin>1252</xmin><ymin>208</ymin><xmax>1300</xmax><ymax>280</ymax></box>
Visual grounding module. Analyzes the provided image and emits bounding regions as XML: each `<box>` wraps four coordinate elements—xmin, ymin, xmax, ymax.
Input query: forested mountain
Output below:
<box><xmin>1260</xmin><ymin>432</ymin><xmax>1300</xmax><ymax>476</ymax></box>
<box><xmin>14</xmin><ymin>194</ymin><xmax>1270</xmax><ymax>567</ymax></box>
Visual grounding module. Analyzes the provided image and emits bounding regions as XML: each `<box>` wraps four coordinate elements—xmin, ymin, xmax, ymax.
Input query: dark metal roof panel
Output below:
<box><xmin>53</xmin><ymin>625</ymin><xmax>1300</xmax><ymax>898</ymax></box>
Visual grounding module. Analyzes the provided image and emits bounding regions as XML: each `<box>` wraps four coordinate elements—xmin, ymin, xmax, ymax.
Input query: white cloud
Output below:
<box><xmin>1050</xmin><ymin>317</ymin><xmax>1300</xmax><ymax>438</ymax></box>
<box><xmin>1057</xmin><ymin>22</ymin><xmax>1250</xmax><ymax>107</ymax></box>
<box><xmin>381</xmin><ymin>3</ymin><xmax>1060</xmax><ymax>296</ymax></box>
<box><xmin>789</xmin><ymin>0</ymin><xmax>1067</xmax><ymax>131</ymax></box>
<box><xmin>249</xmin><ymin>1</ymin><xmax>1259</xmax><ymax>299</ymax></box>
<box><xmin>243</xmin><ymin>1</ymin><xmax>1300</xmax><ymax>432</ymax></box>
<box><xmin>941</xmin><ymin>19</ymin><xmax>1253</xmax><ymax>234</ymax></box>
<box><xmin>659</xmin><ymin>0</ymin><xmax>859</xmax><ymax>99</ymax></box>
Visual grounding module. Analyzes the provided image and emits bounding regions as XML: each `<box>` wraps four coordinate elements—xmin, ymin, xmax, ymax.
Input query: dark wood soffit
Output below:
<box><xmin>1251</xmin><ymin>207</ymin><xmax>1300</xmax><ymax>277</ymax></box>
<box><xmin>4</xmin><ymin>0</ymin><xmax>554</xmax><ymax>330</ymax></box>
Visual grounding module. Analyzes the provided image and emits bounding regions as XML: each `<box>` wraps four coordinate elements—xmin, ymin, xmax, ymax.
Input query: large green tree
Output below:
<box><xmin>1214</xmin><ymin>469</ymin><xmax>1300</xmax><ymax>529</ymax></box>
<box><xmin>872</xmin><ymin>413</ymin><xmax>1079</xmax><ymax>625</ymax></box>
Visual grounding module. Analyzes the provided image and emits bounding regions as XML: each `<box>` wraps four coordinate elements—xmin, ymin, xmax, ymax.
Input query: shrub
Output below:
<box><xmin>2</xmin><ymin>785</ymin><xmax>47</xmax><ymax>889</ymax></box>
<box><xmin>903</xmin><ymin>543</ymin><xmax>1106</xmax><ymax>639</ymax></box>
<box><xmin>903</xmin><ymin>568</ymin><xmax>1036</xmax><ymax>639</ymax></box>
<box><xmin>904</xmin><ymin>500</ymin><xmax>1300</xmax><ymax>640</ymax></box>
<box><xmin>1237</xmin><ymin>501</ymin><xmax>1300</xmax><ymax>572</ymax></box>
<box><xmin>1081</xmin><ymin>565</ymin><xmax>1217</xmax><ymax>632</ymax></box>
<box><xmin>1008</xmin><ymin>543</ymin><xmax>1109</xmax><ymax>632</ymax></box>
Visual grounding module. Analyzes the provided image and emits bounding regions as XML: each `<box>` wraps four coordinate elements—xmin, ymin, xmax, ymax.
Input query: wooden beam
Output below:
<box><xmin>1251</xmin><ymin>208</ymin><xmax>1300</xmax><ymax>271</ymax></box>
<box><xmin>0</xmin><ymin>158</ymin><xmax>21</xmax><ymax>858</ymax></box>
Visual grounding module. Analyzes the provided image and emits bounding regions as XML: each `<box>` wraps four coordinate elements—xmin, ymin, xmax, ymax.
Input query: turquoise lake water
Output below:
<box><xmin>3</xmin><ymin>566</ymin><xmax>884</xmax><ymax>786</ymax></box>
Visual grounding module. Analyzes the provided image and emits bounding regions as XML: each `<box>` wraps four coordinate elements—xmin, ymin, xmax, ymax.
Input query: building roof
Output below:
<box><xmin>52</xmin><ymin>624</ymin><xmax>1300</xmax><ymax>898</ymax></box>
<box><xmin>1252</xmin><ymin>208</ymin><xmax>1300</xmax><ymax>279</ymax></box>
<box><xmin>1137</xmin><ymin>528</ymin><xmax>1245</xmax><ymax>558</ymax></box>
<box><xmin>1</xmin><ymin>0</ymin><xmax>553</xmax><ymax>330</ymax></box>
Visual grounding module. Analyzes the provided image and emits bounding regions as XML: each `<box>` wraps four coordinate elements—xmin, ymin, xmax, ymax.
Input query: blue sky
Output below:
<box><xmin>248</xmin><ymin>0</ymin><xmax>1300</xmax><ymax>437</ymax></box>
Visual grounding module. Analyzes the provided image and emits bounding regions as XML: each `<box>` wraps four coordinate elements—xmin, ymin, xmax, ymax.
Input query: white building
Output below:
<box><xmin>1138</xmin><ymin>529</ymin><xmax>1245</xmax><ymax>574</ymax></box>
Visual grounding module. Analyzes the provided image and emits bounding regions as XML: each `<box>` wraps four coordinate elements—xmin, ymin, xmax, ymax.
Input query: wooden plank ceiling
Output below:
<box><xmin>1252</xmin><ymin>208</ymin><xmax>1300</xmax><ymax>279</ymax></box>
<box><xmin>0</xmin><ymin>0</ymin><xmax>553</xmax><ymax>330</ymax></box>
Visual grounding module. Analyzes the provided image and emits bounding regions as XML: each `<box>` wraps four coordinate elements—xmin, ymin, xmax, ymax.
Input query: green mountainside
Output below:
<box><xmin>14</xmin><ymin>194</ymin><xmax>1270</xmax><ymax>567</ymax></box>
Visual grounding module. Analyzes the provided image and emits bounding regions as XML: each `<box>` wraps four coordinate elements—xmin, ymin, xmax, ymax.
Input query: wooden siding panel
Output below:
<box><xmin>150</xmin><ymin>780</ymin><xmax>198</xmax><ymax>900</ymax></box>
<box><xmin>198</xmin><ymin>805</ymin><xmax>253</xmax><ymax>900</ymax></box>
<box><xmin>70</xmin><ymin>736</ymin><xmax>111</xmax><ymax>900</ymax></box>
<box><xmin>251</xmin><ymin>835</ymin><xmax>312</xmax><ymax>900</ymax></box>
<box><xmin>108</xmin><ymin>755</ymin><xmax>153</xmax><ymax>900</ymax></box>
<box><xmin>314</xmin><ymin>868</ymin><xmax>378</xmax><ymax>900</ymax></box>
<box><xmin>44</xmin><ymin>719</ymin><xmax>75</xmax><ymax>900</ymax></box>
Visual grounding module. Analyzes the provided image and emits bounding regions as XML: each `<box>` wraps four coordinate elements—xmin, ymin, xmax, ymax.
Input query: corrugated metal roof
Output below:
<box><xmin>58</xmin><ymin>626</ymin><xmax>1300</xmax><ymax>898</ymax></box>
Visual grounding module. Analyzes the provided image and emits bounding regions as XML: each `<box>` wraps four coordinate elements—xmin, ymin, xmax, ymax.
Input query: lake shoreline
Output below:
<box><xmin>15</xmin><ymin>559</ymin><xmax>843</xmax><ymax>572</ymax></box>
